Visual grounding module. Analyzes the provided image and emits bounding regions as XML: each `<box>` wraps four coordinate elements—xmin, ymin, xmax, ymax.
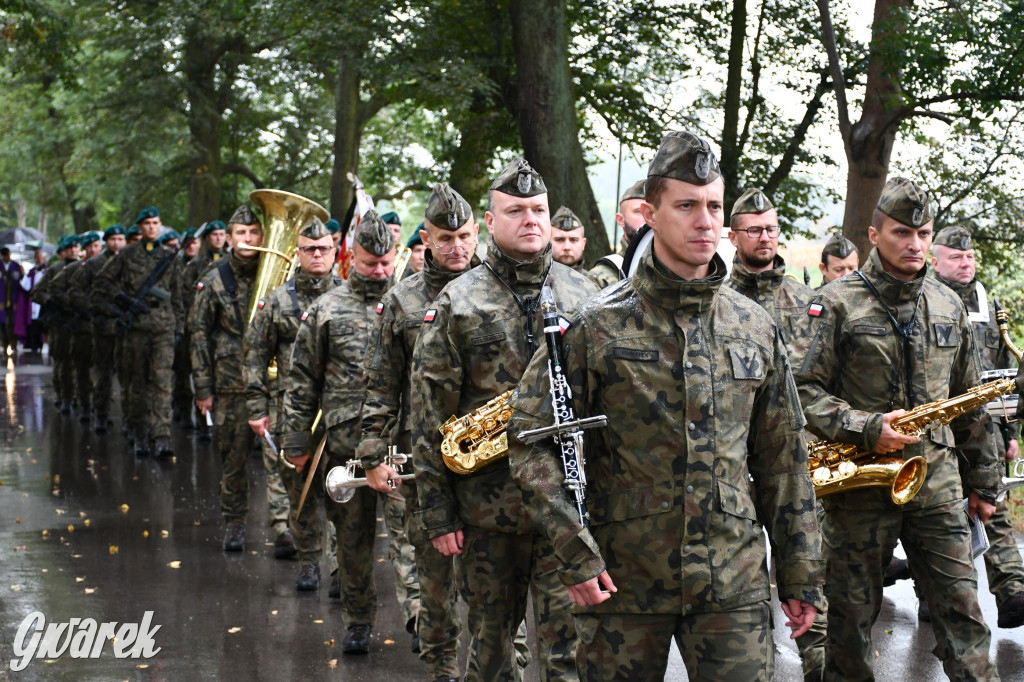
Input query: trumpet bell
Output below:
<box><xmin>325</xmin><ymin>465</ymin><xmax>357</xmax><ymax>504</ymax></box>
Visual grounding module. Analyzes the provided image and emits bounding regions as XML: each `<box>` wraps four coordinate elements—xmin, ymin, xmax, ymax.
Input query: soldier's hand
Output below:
<box><xmin>1007</xmin><ymin>439</ymin><xmax>1018</xmax><ymax>462</ymax></box>
<box><xmin>196</xmin><ymin>396</ymin><xmax>213</xmax><ymax>416</ymax></box>
<box><xmin>874</xmin><ymin>409</ymin><xmax>919</xmax><ymax>454</ymax></box>
<box><xmin>431</xmin><ymin>530</ymin><xmax>463</xmax><ymax>557</ymax></box>
<box><xmin>287</xmin><ymin>452</ymin><xmax>310</xmax><ymax>474</ymax></box>
<box><xmin>365</xmin><ymin>463</ymin><xmax>400</xmax><ymax>493</ymax></box>
<box><xmin>248</xmin><ymin>416</ymin><xmax>270</xmax><ymax>437</ymax></box>
<box><xmin>967</xmin><ymin>491</ymin><xmax>997</xmax><ymax>523</ymax></box>
<box><xmin>567</xmin><ymin>571</ymin><xmax>617</xmax><ymax>607</ymax></box>
<box><xmin>781</xmin><ymin>599</ymin><xmax>818</xmax><ymax>638</ymax></box>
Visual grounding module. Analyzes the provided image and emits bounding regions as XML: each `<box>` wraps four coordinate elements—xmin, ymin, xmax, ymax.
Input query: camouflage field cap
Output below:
<box><xmin>933</xmin><ymin>224</ymin><xmax>973</xmax><ymax>251</ymax></box>
<box><xmin>299</xmin><ymin>216</ymin><xmax>331</xmax><ymax>240</ymax></box>
<box><xmin>136</xmin><ymin>206</ymin><xmax>160</xmax><ymax>223</ymax></box>
<box><xmin>876</xmin><ymin>177</ymin><xmax>933</xmax><ymax>227</ymax></box>
<box><xmin>228</xmin><ymin>204</ymin><xmax>260</xmax><ymax>227</ymax></box>
<box><xmin>80</xmin><ymin>231</ymin><xmax>102</xmax><ymax>247</ymax></box>
<box><xmin>353</xmin><ymin>210</ymin><xmax>395</xmax><ymax>256</ymax></box>
<box><xmin>324</xmin><ymin>219</ymin><xmax>341</xmax><ymax>234</ymax></box>
<box><xmin>821</xmin><ymin>232</ymin><xmax>857</xmax><ymax>260</ymax></box>
<box><xmin>620</xmin><ymin>179</ymin><xmax>646</xmax><ymax>204</ymax></box>
<box><xmin>380</xmin><ymin>211</ymin><xmax>401</xmax><ymax>226</ymax></box>
<box><xmin>205</xmin><ymin>219</ymin><xmax>226</xmax><ymax>233</ymax></box>
<box><xmin>551</xmin><ymin>206</ymin><xmax>584</xmax><ymax>231</ymax></box>
<box><xmin>103</xmin><ymin>224</ymin><xmax>126</xmax><ymax>239</ymax></box>
<box><xmin>648</xmin><ymin>131</ymin><xmax>721</xmax><ymax>185</ymax></box>
<box><xmin>425</xmin><ymin>183</ymin><xmax>473</xmax><ymax>231</ymax></box>
<box><xmin>730</xmin><ymin>188</ymin><xmax>774</xmax><ymax>218</ymax></box>
<box><xmin>489</xmin><ymin>157</ymin><xmax>547</xmax><ymax>197</ymax></box>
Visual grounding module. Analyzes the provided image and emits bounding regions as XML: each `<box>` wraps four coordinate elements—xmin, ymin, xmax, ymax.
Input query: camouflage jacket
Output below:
<box><xmin>188</xmin><ymin>251</ymin><xmax>258</xmax><ymax>399</ymax></box>
<box><xmin>587</xmin><ymin>255</ymin><xmax>624</xmax><ymax>289</ymax></box>
<box><xmin>356</xmin><ymin>253</ymin><xmax>478</xmax><ymax>471</ymax></box>
<box><xmin>279</xmin><ymin>272</ymin><xmax>391</xmax><ymax>454</ymax></box>
<box><xmin>243</xmin><ymin>269</ymin><xmax>340</xmax><ymax>423</ymax></box>
<box><xmin>411</xmin><ymin>241</ymin><xmax>598</xmax><ymax>539</ymax></box>
<box><xmin>180</xmin><ymin>249</ymin><xmax>225</xmax><ymax>316</ymax></box>
<box><xmin>727</xmin><ymin>255</ymin><xmax>815</xmax><ymax>363</ymax></box>
<box><xmin>795</xmin><ymin>248</ymin><xmax>1000</xmax><ymax>505</ymax></box>
<box><xmin>31</xmin><ymin>258</ymin><xmax>72</xmax><ymax>307</ymax></box>
<box><xmin>93</xmin><ymin>240</ymin><xmax>184</xmax><ymax>335</ymax></box>
<box><xmin>506</xmin><ymin>249</ymin><xmax>824</xmax><ymax>615</ymax></box>
<box><xmin>70</xmin><ymin>251</ymin><xmax>118</xmax><ymax>335</ymax></box>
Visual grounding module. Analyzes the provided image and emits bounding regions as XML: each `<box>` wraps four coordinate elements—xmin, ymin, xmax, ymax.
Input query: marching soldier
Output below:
<box><xmin>190</xmin><ymin>205</ymin><xmax>291</xmax><ymax>555</ymax></box>
<box><xmin>126</xmin><ymin>224</ymin><xmax>142</xmax><ymax>243</ymax></box>
<box><xmin>931</xmin><ymin>224</ymin><xmax>1024</xmax><ymax>630</ymax></box>
<box><xmin>280</xmin><ymin>210</ymin><xmax>417</xmax><ymax>655</ymax></box>
<box><xmin>412</xmin><ymin>159</ymin><xmax>596</xmax><ymax>681</ymax></box>
<box><xmin>587</xmin><ymin>179</ymin><xmax>645</xmax><ymax>288</ymax></box>
<box><xmin>33</xmin><ymin>235</ymin><xmax>80</xmax><ymax>412</ymax></box>
<box><xmin>818</xmin><ymin>232</ymin><xmax>859</xmax><ymax>285</ymax></box>
<box><xmin>550</xmin><ymin>206</ymin><xmax>588</xmax><ymax>274</ymax></box>
<box><xmin>173</xmin><ymin>227</ymin><xmax>201</xmax><ymax>426</ymax></box>
<box><xmin>507</xmin><ymin>131</ymin><xmax>824</xmax><ymax>680</ymax></box>
<box><xmin>93</xmin><ymin>206</ymin><xmax>184</xmax><ymax>457</ymax></box>
<box><xmin>245</xmin><ymin>218</ymin><xmax>340</xmax><ymax>585</ymax></box>
<box><xmin>795</xmin><ymin>177</ymin><xmax>1001</xmax><ymax>680</ymax></box>
<box><xmin>357</xmin><ymin>183</ymin><xmax>481</xmax><ymax>679</ymax></box>
<box><xmin>70</xmin><ymin>225</ymin><xmax>127</xmax><ymax>433</ymax></box>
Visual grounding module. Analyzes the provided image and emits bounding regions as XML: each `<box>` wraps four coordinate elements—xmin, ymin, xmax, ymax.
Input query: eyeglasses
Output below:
<box><xmin>733</xmin><ymin>225</ymin><xmax>780</xmax><ymax>239</ymax></box>
<box><xmin>298</xmin><ymin>245</ymin><xmax>335</xmax><ymax>255</ymax></box>
<box><xmin>428</xmin><ymin>236</ymin><xmax>476</xmax><ymax>255</ymax></box>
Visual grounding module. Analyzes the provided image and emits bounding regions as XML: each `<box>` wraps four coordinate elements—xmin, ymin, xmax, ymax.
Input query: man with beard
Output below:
<box><xmin>588</xmin><ymin>179</ymin><xmax>646</xmax><ymax>288</ymax></box>
<box><xmin>550</xmin><ymin>206</ymin><xmax>588</xmax><ymax>274</ymax></box>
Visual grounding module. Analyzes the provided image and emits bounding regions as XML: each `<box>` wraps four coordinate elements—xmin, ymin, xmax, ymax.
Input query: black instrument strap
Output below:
<box><xmin>483</xmin><ymin>262</ymin><xmax>550</xmax><ymax>357</ymax></box>
<box><xmin>855</xmin><ymin>270</ymin><xmax>925</xmax><ymax>409</ymax></box>
<box><xmin>217</xmin><ymin>259</ymin><xmax>246</xmax><ymax>332</ymax></box>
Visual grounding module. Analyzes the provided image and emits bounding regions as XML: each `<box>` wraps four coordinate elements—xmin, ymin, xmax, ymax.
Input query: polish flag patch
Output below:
<box><xmin>808</xmin><ymin>303</ymin><xmax>824</xmax><ymax>317</ymax></box>
<box><xmin>301</xmin><ymin>311</ymin><xmax>309</xmax><ymax>322</ymax></box>
<box><xmin>376</xmin><ymin>302</ymin><xmax>384</xmax><ymax>314</ymax></box>
<box><xmin>257</xmin><ymin>299</ymin><xmax>265</xmax><ymax>309</ymax></box>
<box><xmin>558</xmin><ymin>316</ymin><xmax>572</xmax><ymax>334</ymax></box>
<box><xmin>424</xmin><ymin>308</ymin><xmax>437</xmax><ymax>323</ymax></box>
<box><xmin>195</xmin><ymin>282</ymin><xmax>204</xmax><ymax>291</ymax></box>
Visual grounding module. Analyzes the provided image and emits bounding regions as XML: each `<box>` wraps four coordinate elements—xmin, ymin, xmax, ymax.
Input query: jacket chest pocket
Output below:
<box><xmin>465</xmin><ymin>322</ymin><xmax>514</xmax><ymax>375</ymax></box>
<box><xmin>715</xmin><ymin>344</ymin><xmax>763</xmax><ymax>421</ymax></box>
<box><xmin>277</xmin><ymin>310</ymin><xmax>300</xmax><ymax>343</ymax></box>
<box><xmin>928</xmin><ymin>321</ymin><xmax>960</xmax><ymax>390</ymax></box>
<box><xmin>984</xmin><ymin>328</ymin><xmax>1001</xmax><ymax>350</ymax></box>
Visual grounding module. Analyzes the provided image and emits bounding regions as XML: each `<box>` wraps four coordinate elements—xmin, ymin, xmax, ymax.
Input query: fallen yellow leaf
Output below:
<box><xmin>14</xmin><ymin>518</ymin><xmax>19</xmax><ymax>524</ymax></box>
<box><xmin>75</xmin><ymin>577</ymin><xmax>85</xmax><ymax>583</ymax></box>
<box><xmin>120</xmin><ymin>504</ymin><xmax>129</xmax><ymax>513</ymax></box>
<box><xmin>142</xmin><ymin>530</ymin><xmax>149</xmax><ymax>538</ymax></box>
<box><xmin>137</xmin><ymin>664</ymin><xmax>149</xmax><ymax>669</ymax></box>
<box><xmin>383</xmin><ymin>638</ymin><xmax>395</xmax><ymax>645</ymax></box>
<box><xmin>227</xmin><ymin>627</ymin><xmax>242</xmax><ymax>634</ymax></box>
<box><xmin>326</xmin><ymin>659</ymin><xmax>338</xmax><ymax>669</ymax></box>
<box><xmin>66</xmin><ymin>524</ymin><xmax>74</xmax><ymax>533</ymax></box>
<box><xmin>168</xmin><ymin>561</ymin><xmax>181</xmax><ymax>569</ymax></box>
<box><xmin>83</xmin><ymin>519</ymin><xmax>91</xmax><ymax>527</ymax></box>
<box><xmin>270</xmin><ymin>610</ymin><xmax>278</xmax><ymax>616</ymax></box>
<box><xmin>161</xmin><ymin>530</ymin><xmax>169</xmax><ymax>537</ymax></box>
<box><xmin>108</xmin><ymin>545</ymin><xmax>118</xmax><ymax>555</ymax></box>
<box><xmin>313</xmin><ymin>619</ymin><xmax>324</xmax><ymax>624</ymax></box>
<box><xmin>84</xmin><ymin>588</ymin><xmax>96</xmax><ymax>594</ymax></box>
<box><xmin>53</xmin><ymin>474</ymin><xmax>60</xmax><ymax>484</ymax></box>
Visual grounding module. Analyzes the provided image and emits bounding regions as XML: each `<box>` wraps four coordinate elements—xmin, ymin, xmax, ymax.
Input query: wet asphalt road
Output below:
<box><xmin>0</xmin><ymin>355</ymin><xmax>1021</xmax><ymax>681</ymax></box>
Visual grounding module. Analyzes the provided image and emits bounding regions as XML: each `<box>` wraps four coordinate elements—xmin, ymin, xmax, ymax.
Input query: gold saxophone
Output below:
<box><xmin>439</xmin><ymin>389</ymin><xmax>515</xmax><ymax>474</ymax></box>
<box><xmin>809</xmin><ymin>306</ymin><xmax>1023</xmax><ymax>504</ymax></box>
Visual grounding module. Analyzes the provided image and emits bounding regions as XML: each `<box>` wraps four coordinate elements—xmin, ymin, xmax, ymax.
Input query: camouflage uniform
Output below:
<box><xmin>412</xmin><ymin>235</ymin><xmax>597</xmax><ymax>681</ymax></box>
<box><xmin>796</xmin><ymin>245</ymin><xmax>1000</xmax><ymax>680</ymax></box>
<box><xmin>280</xmin><ymin>271</ymin><xmax>420</xmax><ymax>632</ymax></box>
<box><xmin>178</xmin><ymin>246</ymin><xmax>225</xmax><ymax>427</ymax></box>
<box><xmin>190</xmin><ymin>249</ymin><xmax>288</xmax><ymax>536</ymax></box>
<box><xmin>93</xmin><ymin>239</ymin><xmax>184</xmax><ymax>444</ymax></box>
<box><xmin>358</xmin><ymin>250</ymin><xmax>477</xmax><ymax>679</ymax></box>
<box><xmin>31</xmin><ymin>257</ymin><xmax>71</xmax><ymax>406</ymax></box>
<box><xmin>586</xmin><ymin>255</ymin><xmax>623</xmax><ymax>289</ymax></box>
<box><xmin>70</xmin><ymin>249</ymin><xmax>119</xmax><ymax>426</ymax></box>
<box><xmin>54</xmin><ymin>257</ymin><xmax>96</xmax><ymax>420</ymax></box>
<box><xmin>245</xmin><ymin>268</ymin><xmax>340</xmax><ymax>570</ymax></box>
<box><xmin>507</xmin><ymin>248</ymin><xmax>825</xmax><ymax>681</ymax></box>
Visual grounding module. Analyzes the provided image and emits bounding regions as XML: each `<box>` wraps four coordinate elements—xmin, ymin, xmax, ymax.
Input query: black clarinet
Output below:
<box><xmin>518</xmin><ymin>286</ymin><xmax>607</xmax><ymax>526</ymax></box>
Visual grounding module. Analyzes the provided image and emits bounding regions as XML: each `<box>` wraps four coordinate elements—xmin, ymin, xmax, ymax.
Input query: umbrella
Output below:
<box><xmin>0</xmin><ymin>226</ymin><xmax>47</xmax><ymax>246</ymax></box>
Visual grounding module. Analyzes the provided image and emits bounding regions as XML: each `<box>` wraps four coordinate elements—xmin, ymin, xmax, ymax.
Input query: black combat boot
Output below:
<box><xmin>223</xmin><ymin>523</ymin><xmax>245</xmax><ymax>552</ymax></box>
<box><xmin>329</xmin><ymin>569</ymin><xmax>340</xmax><ymax>599</ymax></box>
<box><xmin>94</xmin><ymin>416</ymin><xmax>108</xmax><ymax>435</ymax></box>
<box><xmin>153</xmin><ymin>436</ymin><xmax>174</xmax><ymax>459</ymax></box>
<box><xmin>295</xmin><ymin>564</ymin><xmax>320</xmax><ymax>591</ymax></box>
<box><xmin>341</xmin><ymin>624</ymin><xmax>371</xmax><ymax>655</ymax></box>
<box><xmin>273</xmin><ymin>529</ymin><xmax>297</xmax><ymax>559</ymax></box>
<box><xmin>998</xmin><ymin>593</ymin><xmax>1024</xmax><ymax>629</ymax></box>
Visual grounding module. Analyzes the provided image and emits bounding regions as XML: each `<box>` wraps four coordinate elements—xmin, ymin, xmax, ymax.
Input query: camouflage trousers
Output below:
<box><xmin>983</xmin><ymin>494</ymin><xmax>1024</xmax><ymax>606</ymax></box>
<box><xmin>122</xmin><ymin>329</ymin><xmax>174</xmax><ymax>439</ymax></box>
<box><xmin>279</xmin><ymin>454</ymin><xmax>339</xmax><ymax>573</ymax></box>
<box><xmin>795</xmin><ymin>500</ymin><xmax>827</xmax><ymax>677</ymax></box>
<box><xmin>213</xmin><ymin>393</ymin><xmax>261</xmax><ymax>525</ymax></box>
<box><xmin>91</xmin><ymin>333</ymin><xmax>117</xmax><ymax>421</ymax></box>
<box><xmin>574</xmin><ymin>604</ymin><xmax>773</xmax><ymax>681</ymax></box>
<box><xmin>820</xmin><ymin>494</ymin><xmax>997</xmax><ymax>681</ymax></box>
<box><xmin>53</xmin><ymin>328</ymin><xmax>73</xmax><ymax>405</ymax></box>
<box><xmin>256</xmin><ymin>400</ymin><xmax>289</xmax><ymax>536</ymax></box>
<box><xmin>172</xmin><ymin>332</ymin><xmax>194</xmax><ymax>422</ymax></box>
<box><xmin>459</xmin><ymin>526</ymin><xmax>577</xmax><ymax>682</ymax></box>
<box><xmin>72</xmin><ymin>331</ymin><xmax>93</xmax><ymax>412</ymax></box>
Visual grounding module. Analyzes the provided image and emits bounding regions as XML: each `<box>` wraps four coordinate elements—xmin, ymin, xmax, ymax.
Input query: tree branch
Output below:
<box><xmin>372</xmin><ymin>182</ymin><xmax>429</xmax><ymax>203</ymax></box>
<box><xmin>764</xmin><ymin>75</ymin><xmax>829</xmax><ymax>196</ymax></box>
<box><xmin>223</xmin><ymin>163</ymin><xmax>264</xmax><ymax>189</ymax></box>
<box><xmin>816</xmin><ymin>0</ymin><xmax>852</xmax><ymax>144</ymax></box>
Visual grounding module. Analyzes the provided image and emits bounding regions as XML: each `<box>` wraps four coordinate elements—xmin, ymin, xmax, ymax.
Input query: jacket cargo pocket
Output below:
<box><xmin>711</xmin><ymin>478</ymin><xmax>768</xmax><ymax>606</ymax></box>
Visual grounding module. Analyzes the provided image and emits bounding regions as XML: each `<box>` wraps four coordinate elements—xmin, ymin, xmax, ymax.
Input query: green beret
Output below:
<box><xmin>490</xmin><ymin>157</ymin><xmax>547</xmax><ymax>198</ymax></box>
<box><xmin>56</xmin><ymin>236</ymin><xmax>73</xmax><ymax>251</ymax></box>
<box><xmin>205</xmin><ymin>220</ymin><xmax>226</xmax><ymax>233</ymax></box>
<box><xmin>136</xmin><ymin>206</ymin><xmax>159</xmax><ymax>223</ymax></box>
<box><xmin>79</xmin><ymin>231</ymin><xmax>102</xmax><ymax>247</ymax></box>
<box><xmin>228</xmin><ymin>204</ymin><xmax>259</xmax><ymax>226</ymax></box>
<box><xmin>821</xmin><ymin>232</ymin><xmax>857</xmax><ymax>260</ymax></box>
<box><xmin>551</xmin><ymin>206</ymin><xmax>584</xmax><ymax>231</ymax></box>
<box><xmin>299</xmin><ymin>217</ymin><xmax>331</xmax><ymax>240</ymax></box>
<box><xmin>933</xmin><ymin>224</ymin><xmax>973</xmax><ymax>251</ymax></box>
<box><xmin>380</xmin><ymin>211</ymin><xmax>401</xmax><ymax>226</ymax></box>
<box><xmin>67</xmin><ymin>234</ymin><xmax>81</xmax><ymax>246</ymax></box>
<box><xmin>126</xmin><ymin>225</ymin><xmax>140</xmax><ymax>238</ymax></box>
<box><xmin>406</xmin><ymin>230</ymin><xmax>423</xmax><ymax>249</ymax></box>
<box><xmin>648</xmin><ymin>131</ymin><xmax>721</xmax><ymax>186</ymax></box>
<box><xmin>325</xmin><ymin>219</ymin><xmax>341</xmax><ymax>234</ymax></box>
<box><xmin>620</xmin><ymin>179</ymin><xmax>646</xmax><ymax>204</ymax></box>
<box><xmin>158</xmin><ymin>229</ymin><xmax>180</xmax><ymax>244</ymax></box>
<box><xmin>353</xmin><ymin>210</ymin><xmax>395</xmax><ymax>256</ymax></box>
<box><xmin>182</xmin><ymin>227</ymin><xmax>197</xmax><ymax>240</ymax></box>
<box><xmin>425</xmin><ymin>183</ymin><xmax>473</xmax><ymax>231</ymax></box>
<box><xmin>876</xmin><ymin>177</ymin><xmax>933</xmax><ymax>227</ymax></box>
<box><xmin>730</xmin><ymin>188</ymin><xmax>774</xmax><ymax>218</ymax></box>
<box><xmin>104</xmin><ymin>224</ymin><xmax>126</xmax><ymax>239</ymax></box>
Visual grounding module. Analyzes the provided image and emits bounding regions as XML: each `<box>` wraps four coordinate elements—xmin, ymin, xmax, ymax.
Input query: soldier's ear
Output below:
<box><xmin>867</xmin><ymin>224</ymin><xmax>878</xmax><ymax>246</ymax></box>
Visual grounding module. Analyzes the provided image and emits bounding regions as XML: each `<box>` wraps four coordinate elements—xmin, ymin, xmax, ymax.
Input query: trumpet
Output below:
<box><xmin>324</xmin><ymin>447</ymin><xmax>414</xmax><ymax>503</ymax></box>
<box><xmin>998</xmin><ymin>457</ymin><xmax>1024</xmax><ymax>502</ymax></box>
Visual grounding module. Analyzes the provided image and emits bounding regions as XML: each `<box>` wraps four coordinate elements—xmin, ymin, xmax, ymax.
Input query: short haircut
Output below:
<box><xmin>0</xmin><ymin>247</ymin><xmax>9</xmax><ymax>256</ymax></box>
<box><xmin>644</xmin><ymin>176</ymin><xmax>670</xmax><ymax>208</ymax></box>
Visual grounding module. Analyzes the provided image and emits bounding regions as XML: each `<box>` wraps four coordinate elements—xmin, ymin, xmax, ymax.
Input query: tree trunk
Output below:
<box><xmin>15</xmin><ymin>197</ymin><xmax>27</xmax><ymax>227</ymax></box>
<box><xmin>839</xmin><ymin>0</ymin><xmax>910</xmax><ymax>262</ymax></box>
<box><xmin>719</xmin><ymin>0</ymin><xmax>748</xmax><ymax>209</ymax></box>
<box><xmin>38</xmin><ymin>206</ymin><xmax>47</xmax><ymax>235</ymax></box>
<box><xmin>329</xmin><ymin>51</ymin><xmax>364</xmax><ymax>224</ymax></box>
<box><xmin>509</xmin><ymin>0</ymin><xmax>609</xmax><ymax>265</ymax></box>
<box><xmin>183</xmin><ymin>36</ymin><xmax>224</xmax><ymax>225</ymax></box>
<box><xmin>450</xmin><ymin>109</ymin><xmax>508</xmax><ymax>216</ymax></box>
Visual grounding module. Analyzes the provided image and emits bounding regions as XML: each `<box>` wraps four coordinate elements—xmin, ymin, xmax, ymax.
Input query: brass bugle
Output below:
<box><xmin>325</xmin><ymin>447</ymin><xmax>414</xmax><ymax>503</ymax></box>
<box><xmin>997</xmin><ymin>457</ymin><xmax>1024</xmax><ymax>502</ymax></box>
